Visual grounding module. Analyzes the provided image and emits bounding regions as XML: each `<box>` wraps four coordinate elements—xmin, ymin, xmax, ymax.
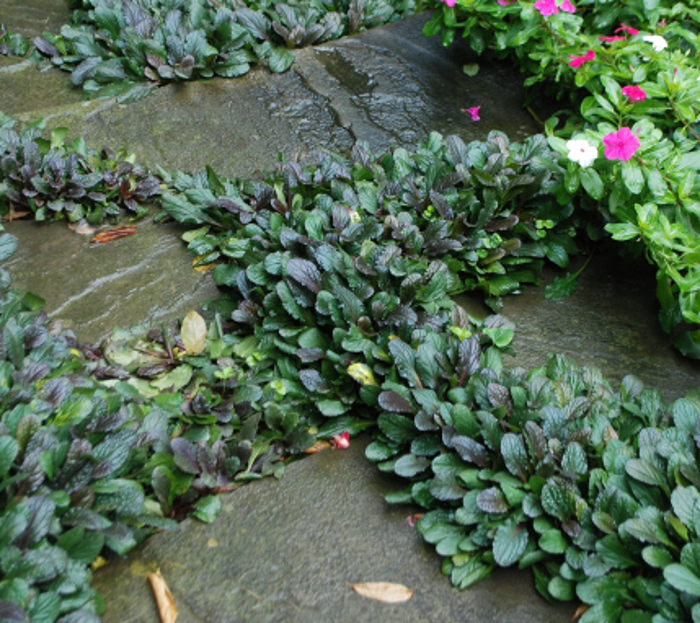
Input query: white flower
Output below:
<box><xmin>566</xmin><ymin>138</ymin><xmax>597</xmax><ymax>168</ymax></box>
<box><xmin>643</xmin><ymin>35</ymin><xmax>668</xmax><ymax>52</ymax></box>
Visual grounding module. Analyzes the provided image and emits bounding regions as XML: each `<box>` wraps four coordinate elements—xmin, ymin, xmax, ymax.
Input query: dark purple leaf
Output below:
<box><xmin>450</xmin><ymin>435</ymin><xmax>489</xmax><ymax>468</ymax></box>
<box><xmin>171</xmin><ymin>437</ymin><xmax>200</xmax><ymax>474</ymax></box>
<box><xmin>457</xmin><ymin>336</ymin><xmax>481</xmax><ymax>386</ymax></box>
<box><xmin>488</xmin><ymin>382</ymin><xmax>510</xmax><ymax>408</ymax></box>
<box><xmin>378</xmin><ymin>390</ymin><xmax>415</xmax><ymax>414</ymax></box>
<box><xmin>32</xmin><ymin>36</ymin><xmax>58</xmax><ymax>57</ymax></box>
<box><xmin>299</xmin><ymin>369</ymin><xmax>330</xmax><ymax>393</ymax></box>
<box><xmin>477</xmin><ymin>486</ymin><xmax>509</xmax><ymax>514</ymax></box>
<box><xmin>287</xmin><ymin>258</ymin><xmax>322</xmax><ymax>293</ymax></box>
<box><xmin>296</xmin><ymin>347</ymin><xmax>325</xmax><ymax>363</ymax></box>
<box><xmin>524</xmin><ymin>421</ymin><xmax>547</xmax><ymax>462</ymax></box>
<box><xmin>0</xmin><ymin>601</ymin><xmax>28</xmax><ymax>622</ymax></box>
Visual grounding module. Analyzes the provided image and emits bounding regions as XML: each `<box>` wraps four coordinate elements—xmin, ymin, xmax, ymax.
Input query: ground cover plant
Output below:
<box><xmin>1</xmin><ymin>112</ymin><xmax>700</xmax><ymax>621</ymax></box>
<box><xmin>1</xmin><ymin>0</ymin><xmax>417</xmax><ymax>103</ymax></box>
<box><xmin>2</xmin><ymin>0</ymin><xmax>700</xmax><ymax>622</ymax></box>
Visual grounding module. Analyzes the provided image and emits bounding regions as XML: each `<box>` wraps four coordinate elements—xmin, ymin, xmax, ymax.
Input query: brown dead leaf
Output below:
<box><xmin>2</xmin><ymin>209</ymin><xmax>30</xmax><ymax>222</ymax></box>
<box><xmin>147</xmin><ymin>568</ymin><xmax>178</xmax><ymax>623</ymax></box>
<box><xmin>572</xmin><ymin>604</ymin><xmax>590</xmax><ymax>621</ymax></box>
<box><xmin>303</xmin><ymin>440</ymin><xmax>331</xmax><ymax>454</ymax></box>
<box><xmin>350</xmin><ymin>582</ymin><xmax>413</xmax><ymax>603</ymax></box>
<box><xmin>91</xmin><ymin>226</ymin><xmax>137</xmax><ymax>244</ymax></box>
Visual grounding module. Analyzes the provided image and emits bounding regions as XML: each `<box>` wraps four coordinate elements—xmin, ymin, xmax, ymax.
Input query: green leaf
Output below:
<box><xmin>0</xmin><ymin>233</ymin><xmax>18</xmax><ymax>262</ymax></box>
<box><xmin>0</xmin><ymin>436</ymin><xmax>19</xmax><ymax>477</ymax></box>
<box><xmin>378</xmin><ymin>413</ymin><xmax>416</xmax><ymax>444</ymax></box>
<box><xmin>268</xmin><ymin>47</ymin><xmax>294</xmax><ymax>73</ymax></box>
<box><xmin>394</xmin><ymin>454</ymin><xmax>430</xmax><ymax>478</ymax></box>
<box><xmin>540</xmin><ymin>483</ymin><xmax>572</xmax><ymax>521</ymax></box>
<box><xmin>580</xmin><ymin>168</ymin><xmax>603</xmax><ymax>200</ymax></box>
<box><xmin>316</xmin><ymin>399</ymin><xmax>350</xmax><ymax>417</ymax></box>
<box><xmin>664</xmin><ymin>563</ymin><xmax>700</xmax><ymax>596</ymax></box>
<box><xmin>562</xmin><ymin>442</ymin><xmax>587</xmax><ymax>476</ymax></box>
<box><xmin>500</xmin><ymin>433</ymin><xmax>528</xmax><ymax>481</ymax></box>
<box><xmin>492</xmin><ymin>519</ymin><xmax>528</xmax><ymax>567</ymax></box>
<box><xmin>548</xmin><ymin>575</ymin><xmax>574</xmax><ymax>601</ymax></box>
<box><xmin>642</xmin><ymin>545</ymin><xmax>673</xmax><ymax>569</ymax></box>
<box><xmin>52</xmin><ymin>395</ymin><xmax>94</xmax><ymax>427</ymax></box>
<box><xmin>429</xmin><ymin>471</ymin><xmax>466</xmax><ymax>501</ymax></box>
<box><xmin>621</xmin><ymin>160</ymin><xmax>644</xmax><ymax>195</ymax></box>
<box><xmin>544</xmin><ymin>273</ymin><xmax>579</xmax><ymax>300</ymax></box>
<box><xmin>192</xmin><ymin>495</ymin><xmax>221</xmax><ymax>523</ymax></box>
<box><xmin>538</xmin><ymin>529</ymin><xmax>568</xmax><ymax>554</ymax></box>
<box><xmin>625</xmin><ymin>459</ymin><xmax>667</xmax><ymax>489</ymax></box>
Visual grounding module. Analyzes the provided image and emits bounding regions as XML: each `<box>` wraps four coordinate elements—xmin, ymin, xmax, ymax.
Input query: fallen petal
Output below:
<box><xmin>350</xmin><ymin>582</ymin><xmax>413</xmax><ymax>603</ymax></box>
<box><xmin>147</xmin><ymin>568</ymin><xmax>178</xmax><ymax>623</ymax></box>
<box><xmin>330</xmin><ymin>431</ymin><xmax>350</xmax><ymax>449</ymax></box>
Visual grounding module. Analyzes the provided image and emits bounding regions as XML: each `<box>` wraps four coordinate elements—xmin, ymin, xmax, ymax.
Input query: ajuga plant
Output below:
<box><xmin>146</xmin><ymin>129</ymin><xmax>700</xmax><ymax>622</ymax></box>
<box><xmin>0</xmin><ymin>113</ymin><xmax>159</xmax><ymax>223</ymax></box>
<box><xmin>17</xmin><ymin>0</ymin><xmax>416</xmax><ymax>102</ymax></box>
<box><xmin>2</xmin><ymin>117</ymin><xmax>700</xmax><ymax>623</ymax></box>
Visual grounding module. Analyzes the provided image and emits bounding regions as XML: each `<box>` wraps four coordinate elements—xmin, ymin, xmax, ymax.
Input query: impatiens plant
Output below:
<box><xmin>423</xmin><ymin>0</ymin><xmax>700</xmax><ymax>356</ymax></box>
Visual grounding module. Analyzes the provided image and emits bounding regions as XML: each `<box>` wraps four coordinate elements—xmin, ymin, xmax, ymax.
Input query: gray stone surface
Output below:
<box><xmin>4</xmin><ymin>217</ymin><xmax>220</xmax><ymax>343</ymax></box>
<box><xmin>92</xmin><ymin>436</ymin><xmax>574</xmax><ymax>623</ymax></box>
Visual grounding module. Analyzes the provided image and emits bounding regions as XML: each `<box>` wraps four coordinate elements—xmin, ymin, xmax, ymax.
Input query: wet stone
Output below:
<box><xmin>92</xmin><ymin>436</ymin><xmax>574</xmax><ymax>623</ymax></box>
<box><xmin>4</xmin><ymin>215</ymin><xmax>219</xmax><ymax>344</ymax></box>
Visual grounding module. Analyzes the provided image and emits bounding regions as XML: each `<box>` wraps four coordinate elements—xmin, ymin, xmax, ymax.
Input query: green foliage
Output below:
<box><xmin>0</xmin><ymin>113</ymin><xmax>159</xmax><ymax>223</ymax></box>
<box><xmin>425</xmin><ymin>0</ymin><xmax>700</xmax><ymax>355</ymax></box>
<box><xmin>23</xmin><ymin>0</ymin><xmax>416</xmax><ymax>100</ymax></box>
<box><xmin>371</xmin><ymin>344</ymin><xmax>700</xmax><ymax>621</ymax></box>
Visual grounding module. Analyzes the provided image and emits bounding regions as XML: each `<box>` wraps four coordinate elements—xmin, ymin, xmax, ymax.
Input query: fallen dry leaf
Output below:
<box><xmin>68</xmin><ymin>219</ymin><xmax>98</xmax><ymax>235</ymax></box>
<box><xmin>350</xmin><ymin>582</ymin><xmax>413</xmax><ymax>603</ymax></box>
<box><xmin>90</xmin><ymin>226</ymin><xmax>137</xmax><ymax>244</ymax></box>
<box><xmin>303</xmin><ymin>440</ymin><xmax>331</xmax><ymax>454</ymax></box>
<box><xmin>181</xmin><ymin>310</ymin><xmax>207</xmax><ymax>355</ymax></box>
<box><xmin>2</xmin><ymin>209</ymin><xmax>30</xmax><ymax>222</ymax></box>
<box><xmin>192</xmin><ymin>254</ymin><xmax>217</xmax><ymax>273</ymax></box>
<box><xmin>572</xmin><ymin>604</ymin><xmax>590</xmax><ymax>621</ymax></box>
<box><xmin>147</xmin><ymin>568</ymin><xmax>178</xmax><ymax>623</ymax></box>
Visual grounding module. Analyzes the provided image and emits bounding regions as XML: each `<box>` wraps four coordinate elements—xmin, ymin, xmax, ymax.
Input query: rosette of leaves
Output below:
<box><xmin>30</xmin><ymin>0</ymin><xmax>414</xmax><ymax>101</ymax></box>
<box><xmin>0</xmin><ymin>279</ymin><xmax>177</xmax><ymax>619</ymax></box>
<box><xmin>0</xmin><ymin>23</ymin><xmax>30</xmax><ymax>56</ymax></box>
<box><xmin>365</xmin><ymin>326</ymin><xmax>700</xmax><ymax>621</ymax></box>
<box><xmin>159</xmin><ymin>131</ymin><xmax>578</xmax><ymax>312</ymax></box>
<box><xmin>0</xmin><ymin>115</ymin><xmax>159</xmax><ymax>223</ymax></box>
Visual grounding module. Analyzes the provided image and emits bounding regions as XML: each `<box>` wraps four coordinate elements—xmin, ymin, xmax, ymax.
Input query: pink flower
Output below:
<box><xmin>560</xmin><ymin>0</ymin><xmax>576</xmax><ymax>13</ymax></box>
<box><xmin>439</xmin><ymin>0</ymin><xmax>456</xmax><ymax>6</ymax></box>
<box><xmin>621</xmin><ymin>85</ymin><xmax>647</xmax><ymax>102</ymax></box>
<box><xmin>497</xmin><ymin>0</ymin><xmax>515</xmax><ymax>5</ymax></box>
<box><xmin>534</xmin><ymin>0</ymin><xmax>558</xmax><ymax>15</ymax></box>
<box><xmin>462</xmin><ymin>106</ymin><xmax>481</xmax><ymax>121</ymax></box>
<box><xmin>569</xmin><ymin>49</ymin><xmax>595</xmax><ymax>68</ymax></box>
<box><xmin>616</xmin><ymin>23</ymin><xmax>639</xmax><ymax>36</ymax></box>
<box><xmin>330</xmin><ymin>431</ymin><xmax>350</xmax><ymax>449</ymax></box>
<box><xmin>599</xmin><ymin>35</ymin><xmax>626</xmax><ymax>43</ymax></box>
<box><xmin>603</xmin><ymin>127</ymin><xmax>640</xmax><ymax>161</ymax></box>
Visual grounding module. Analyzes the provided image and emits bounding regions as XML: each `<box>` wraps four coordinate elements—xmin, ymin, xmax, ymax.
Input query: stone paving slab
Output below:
<box><xmin>92</xmin><ymin>436</ymin><xmax>574</xmax><ymax>623</ymax></box>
